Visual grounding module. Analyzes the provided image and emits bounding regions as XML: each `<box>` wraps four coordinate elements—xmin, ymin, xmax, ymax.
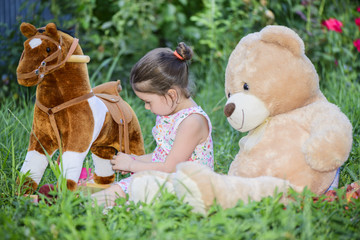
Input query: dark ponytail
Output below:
<box><xmin>130</xmin><ymin>42</ymin><xmax>194</xmax><ymax>98</ymax></box>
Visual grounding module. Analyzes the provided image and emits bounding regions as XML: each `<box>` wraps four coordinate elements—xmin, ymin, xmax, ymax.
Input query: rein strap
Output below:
<box><xmin>35</xmin><ymin>92</ymin><xmax>95</xmax><ymax>150</ymax></box>
<box><xmin>17</xmin><ymin>35</ymin><xmax>79</xmax><ymax>86</ymax></box>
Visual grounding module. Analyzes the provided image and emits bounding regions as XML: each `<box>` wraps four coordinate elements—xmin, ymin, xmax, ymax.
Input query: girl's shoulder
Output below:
<box><xmin>175</xmin><ymin>107</ymin><xmax>211</xmax><ymax>144</ymax></box>
<box><xmin>175</xmin><ymin>106</ymin><xmax>211</xmax><ymax>130</ymax></box>
<box><xmin>176</xmin><ymin>105</ymin><xmax>208</xmax><ymax>118</ymax></box>
<box><xmin>179</xmin><ymin>111</ymin><xmax>208</xmax><ymax>128</ymax></box>
<box><xmin>155</xmin><ymin>106</ymin><xmax>211</xmax><ymax>128</ymax></box>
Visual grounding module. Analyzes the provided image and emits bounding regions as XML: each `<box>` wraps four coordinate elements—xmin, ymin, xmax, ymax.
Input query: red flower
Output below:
<box><xmin>356</xmin><ymin>18</ymin><xmax>360</xmax><ymax>25</ymax></box>
<box><xmin>357</xmin><ymin>6</ymin><xmax>360</xmax><ymax>12</ymax></box>
<box><xmin>322</xmin><ymin>18</ymin><xmax>343</xmax><ymax>33</ymax></box>
<box><xmin>355</xmin><ymin>18</ymin><xmax>360</xmax><ymax>30</ymax></box>
<box><xmin>354</xmin><ymin>39</ymin><xmax>360</xmax><ymax>52</ymax></box>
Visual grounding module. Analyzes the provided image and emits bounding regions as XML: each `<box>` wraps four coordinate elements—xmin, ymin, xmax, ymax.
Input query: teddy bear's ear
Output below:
<box><xmin>20</xmin><ymin>22</ymin><xmax>37</xmax><ymax>38</ymax></box>
<box><xmin>45</xmin><ymin>23</ymin><xmax>60</xmax><ymax>41</ymax></box>
<box><xmin>260</xmin><ymin>25</ymin><xmax>305</xmax><ymax>57</ymax></box>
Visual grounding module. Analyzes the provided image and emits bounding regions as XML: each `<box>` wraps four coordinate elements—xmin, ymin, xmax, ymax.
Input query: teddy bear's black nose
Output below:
<box><xmin>224</xmin><ymin>103</ymin><xmax>235</xmax><ymax>117</ymax></box>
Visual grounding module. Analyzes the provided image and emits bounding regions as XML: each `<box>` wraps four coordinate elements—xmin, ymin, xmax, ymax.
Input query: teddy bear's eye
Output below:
<box><xmin>243</xmin><ymin>83</ymin><xmax>249</xmax><ymax>91</ymax></box>
<box><xmin>227</xmin><ymin>92</ymin><xmax>231</xmax><ymax>98</ymax></box>
<box><xmin>46</xmin><ymin>47</ymin><xmax>51</xmax><ymax>53</ymax></box>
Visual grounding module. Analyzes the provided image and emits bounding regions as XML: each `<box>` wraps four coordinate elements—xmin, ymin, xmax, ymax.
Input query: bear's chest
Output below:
<box><xmin>230</xmin><ymin>115</ymin><xmax>310</xmax><ymax>177</ymax></box>
<box><xmin>239</xmin><ymin>119</ymin><xmax>269</xmax><ymax>152</ymax></box>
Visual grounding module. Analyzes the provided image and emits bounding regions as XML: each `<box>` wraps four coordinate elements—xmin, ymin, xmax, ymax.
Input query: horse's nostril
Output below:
<box><xmin>224</xmin><ymin>103</ymin><xmax>236</xmax><ymax>117</ymax></box>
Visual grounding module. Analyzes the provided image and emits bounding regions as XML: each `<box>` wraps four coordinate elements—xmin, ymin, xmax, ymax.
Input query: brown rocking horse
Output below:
<box><xmin>16</xmin><ymin>22</ymin><xmax>145</xmax><ymax>192</ymax></box>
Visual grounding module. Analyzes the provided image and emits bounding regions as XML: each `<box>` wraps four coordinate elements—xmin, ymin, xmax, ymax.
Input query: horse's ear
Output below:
<box><xmin>20</xmin><ymin>22</ymin><xmax>37</xmax><ymax>38</ymax></box>
<box><xmin>45</xmin><ymin>23</ymin><xmax>60</xmax><ymax>40</ymax></box>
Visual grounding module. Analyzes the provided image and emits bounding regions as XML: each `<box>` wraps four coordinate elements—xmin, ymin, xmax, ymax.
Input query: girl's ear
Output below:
<box><xmin>167</xmin><ymin>89</ymin><xmax>178</xmax><ymax>102</ymax></box>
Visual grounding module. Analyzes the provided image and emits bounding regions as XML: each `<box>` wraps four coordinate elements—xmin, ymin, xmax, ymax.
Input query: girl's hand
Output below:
<box><xmin>119</xmin><ymin>170</ymin><xmax>130</xmax><ymax>175</ymax></box>
<box><xmin>110</xmin><ymin>152</ymin><xmax>134</xmax><ymax>172</ymax></box>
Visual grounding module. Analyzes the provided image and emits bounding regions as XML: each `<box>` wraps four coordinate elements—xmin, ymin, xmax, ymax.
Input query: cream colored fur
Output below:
<box><xmin>129</xmin><ymin>25</ymin><xmax>353</xmax><ymax>214</ymax></box>
<box><xmin>129</xmin><ymin>171</ymin><xmax>174</xmax><ymax>204</ymax></box>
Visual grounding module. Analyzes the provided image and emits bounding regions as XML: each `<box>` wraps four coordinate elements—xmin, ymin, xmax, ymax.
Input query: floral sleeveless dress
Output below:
<box><xmin>116</xmin><ymin>106</ymin><xmax>214</xmax><ymax>193</ymax></box>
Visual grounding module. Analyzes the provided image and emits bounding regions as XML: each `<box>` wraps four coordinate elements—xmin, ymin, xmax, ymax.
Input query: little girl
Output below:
<box><xmin>91</xmin><ymin>42</ymin><xmax>214</xmax><ymax>206</ymax></box>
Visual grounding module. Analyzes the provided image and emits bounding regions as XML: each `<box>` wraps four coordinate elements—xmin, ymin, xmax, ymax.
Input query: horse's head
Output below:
<box><xmin>16</xmin><ymin>22</ymin><xmax>79</xmax><ymax>87</ymax></box>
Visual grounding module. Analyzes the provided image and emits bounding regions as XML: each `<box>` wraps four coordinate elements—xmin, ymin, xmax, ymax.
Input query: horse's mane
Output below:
<box><xmin>37</xmin><ymin>27</ymin><xmax>75</xmax><ymax>37</ymax></box>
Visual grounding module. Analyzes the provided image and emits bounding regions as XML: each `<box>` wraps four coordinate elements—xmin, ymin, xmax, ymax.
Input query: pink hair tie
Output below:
<box><xmin>173</xmin><ymin>50</ymin><xmax>184</xmax><ymax>60</ymax></box>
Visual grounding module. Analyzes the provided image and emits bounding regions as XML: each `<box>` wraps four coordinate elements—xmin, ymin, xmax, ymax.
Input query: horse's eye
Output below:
<box><xmin>243</xmin><ymin>83</ymin><xmax>249</xmax><ymax>91</ymax></box>
<box><xmin>46</xmin><ymin>47</ymin><xmax>51</xmax><ymax>53</ymax></box>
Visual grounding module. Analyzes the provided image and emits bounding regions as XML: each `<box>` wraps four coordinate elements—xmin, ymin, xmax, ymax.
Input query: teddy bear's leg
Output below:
<box><xmin>174</xmin><ymin>162</ymin><xmax>296</xmax><ymax>214</ymax></box>
<box><xmin>129</xmin><ymin>171</ymin><xmax>174</xmax><ymax>204</ymax></box>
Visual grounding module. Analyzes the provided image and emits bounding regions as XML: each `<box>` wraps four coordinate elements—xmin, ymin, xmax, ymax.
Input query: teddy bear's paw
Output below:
<box><xmin>236</xmin><ymin>176</ymin><xmax>295</xmax><ymax>204</ymax></box>
<box><xmin>173</xmin><ymin>162</ymin><xmax>216</xmax><ymax>215</ymax></box>
<box><xmin>129</xmin><ymin>171</ymin><xmax>174</xmax><ymax>204</ymax></box>
<box><xmin>276</xmin><ymin>183</ymin><xmax>305</xmax><ymax>205</ymax></box>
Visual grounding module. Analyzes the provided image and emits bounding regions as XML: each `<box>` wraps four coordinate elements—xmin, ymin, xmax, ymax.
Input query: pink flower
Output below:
<box><xmin>354</xmin><ymin>39</ymin><xmax>360</xmax><ymax>52</ymax></box>
<box><xmin>357</xmin><ymin>7</ymin><xmax>360</xmax><ymax>12</ymax></box>
<box><xmin>79</xmin><ymin>167</ymin><xmax>92</xmax><ymax>179</ymax></box>
<box><xmin>322</xmin><ymin>18</ymin><xmax>343</xmax><ymax>33</ymax></box>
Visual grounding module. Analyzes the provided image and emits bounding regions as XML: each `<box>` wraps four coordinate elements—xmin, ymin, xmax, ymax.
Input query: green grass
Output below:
<box><xmin>1</xmin><ymin>0</ymin><xmax>360</xmax><ymax>237</ymax></box>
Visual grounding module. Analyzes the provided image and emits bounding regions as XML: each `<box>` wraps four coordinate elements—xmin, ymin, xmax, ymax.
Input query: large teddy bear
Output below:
<box><xmin>128</xmin><ymin>25</ymin><xmax>353</xmax><ymax>214</ymax></box>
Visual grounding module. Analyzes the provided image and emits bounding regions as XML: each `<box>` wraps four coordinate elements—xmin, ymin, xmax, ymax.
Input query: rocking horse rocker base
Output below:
<box><xmin>16</xmin><ymin>22</ymin><xmax>145</xmax><ymax>193</ymax></box>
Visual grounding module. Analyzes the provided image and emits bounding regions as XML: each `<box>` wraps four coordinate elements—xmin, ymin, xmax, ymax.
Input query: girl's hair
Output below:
<box><xmin>130</xmin><ymin>42</ymin><xmax>194</xmax><ymax>98</ymax></box>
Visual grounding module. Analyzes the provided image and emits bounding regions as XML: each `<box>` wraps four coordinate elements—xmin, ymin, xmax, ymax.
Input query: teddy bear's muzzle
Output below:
<box><xmin>225</xmin><ymin>93</ymin><xmax>270</xmax><ymax>132</ymax></box>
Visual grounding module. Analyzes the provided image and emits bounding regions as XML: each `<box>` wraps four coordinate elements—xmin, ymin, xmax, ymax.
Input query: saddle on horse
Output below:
<box><xmin>35</xmin><ymin>80</ymin><xmax>133</xmax><ymax>154</ymax></box>
<box><xmin>93</xmin><ymin>80</ymin><xmax>133</xmax><ymax>154</ymax></box>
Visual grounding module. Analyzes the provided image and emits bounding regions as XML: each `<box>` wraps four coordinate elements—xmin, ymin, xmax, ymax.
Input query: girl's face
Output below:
<box><xmin>134</xmin><ymin>90</ymin><xmax>177</xmax><ymax>116</ymax></box>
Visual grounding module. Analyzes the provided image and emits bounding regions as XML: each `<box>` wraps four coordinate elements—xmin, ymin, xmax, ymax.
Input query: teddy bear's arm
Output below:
<box><xmin>304</xmin><ymin>105</ymin><xmax>352</xmax><ymax>172</ymax></box>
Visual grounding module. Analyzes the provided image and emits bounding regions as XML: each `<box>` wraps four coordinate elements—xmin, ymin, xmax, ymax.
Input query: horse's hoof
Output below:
<box><xmin>17</xmin><ymin>176</ymin><xmax>38</xmax><ymax>194</ymax></box>
<box><xmin>66</xmin><ymin>179</ymin><xmax>78</xmax><ymax>191</ymax></box>
<box><xmin>93</xmin><ymin>173</ymin><xmax>115</xmax><ymax>185</ymax></box>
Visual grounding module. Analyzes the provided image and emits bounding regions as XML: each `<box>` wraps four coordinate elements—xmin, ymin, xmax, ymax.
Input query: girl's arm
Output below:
<box><xmin>133</xmin><ymin>153</ymin><xmax>153</xmax><ymax>162</ymax></box>
<box><xmin>116</xmin><ymin>153</ymin><xmax>153</xmax><ymax>175</ymax></box>
<box><xmin>111</xmin><ymin>114</ymin><xmax>209</xmax><ymax>173</ymax></box>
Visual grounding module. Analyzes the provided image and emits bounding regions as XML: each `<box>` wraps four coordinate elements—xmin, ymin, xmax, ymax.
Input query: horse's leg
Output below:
<box><xmin>20</xmin><ymin>150</ymin><xmax>50</xmax><ymax>193</ymax></box>
<box><xmin>58</xmin><ymin>97</ymin><xmax>109</xmax><ymax>190</ymax></box>
<box><xmin>125</xmin><ymin>102</ymin><xmax>145</xmax><ymax>156</ymax></box>
<box><xmin>90</xmin><ymin>109</ymin><xmax>145</xmax><ymax>185</ymax></box>
<box><xmin>20</xmin><ymin>150</ymin><xmax>48</xmax><ymax>186</ymax></box>
<box><xmin>87</xmin><ymin>97</ymin><xmax>117</xmax><ymax>185</ymax></box>
<box><xmin>90</xmin><ymin>101</ymin><xmax>145</xmax><ymax>184</ymax></box>
<box><xmin>59</xmin><ymin>151</ymin><xmax>90</xmax><ymax>190</ymax></box>
<box><xmin>19</xmin><ymin>111</ymin><xmax>57</xmax><ymax>193</ymax></box>
<box><xmin>91</xmin><ymin>147</ymin><xmax>116</xmax><ymax>184</ymax></box>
